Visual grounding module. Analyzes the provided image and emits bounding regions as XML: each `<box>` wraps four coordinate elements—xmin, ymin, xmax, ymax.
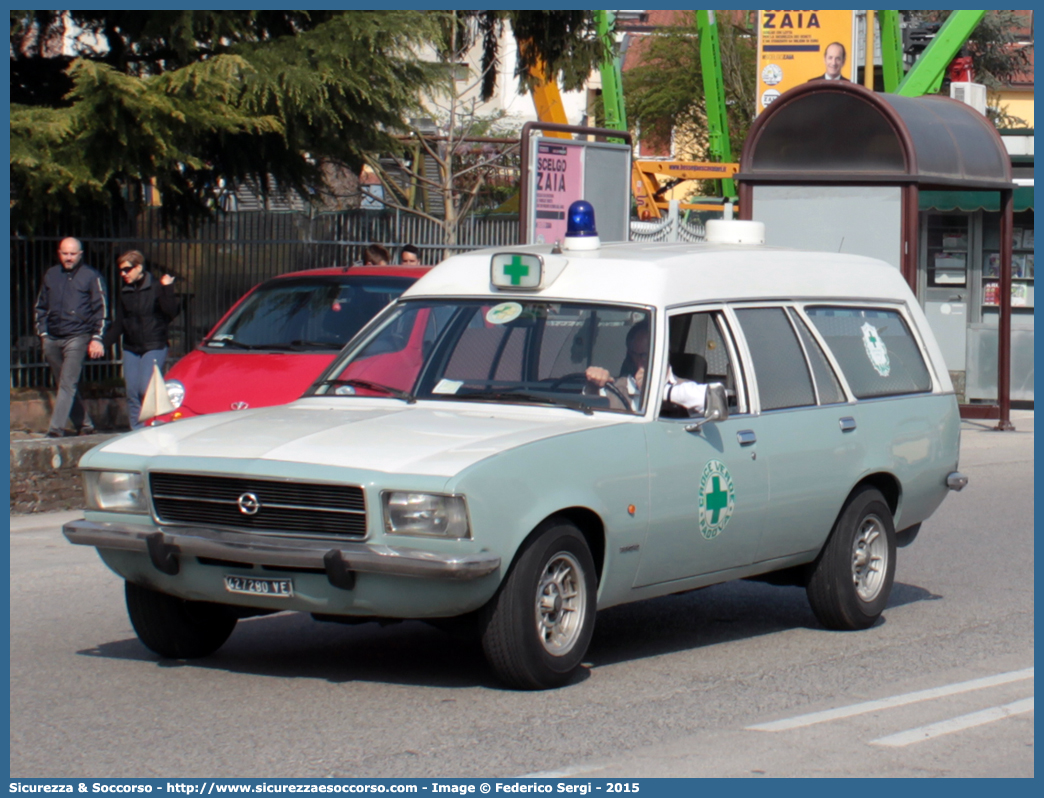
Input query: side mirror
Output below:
<box><xmin>685</xmin><ymin>383</ymin><xmax>730</xmax><ymax>433</ymax></box>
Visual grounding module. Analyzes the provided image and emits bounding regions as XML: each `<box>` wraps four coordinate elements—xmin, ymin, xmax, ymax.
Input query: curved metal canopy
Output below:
<box><xmin>738</xmin><ymin>81</ymin><xmax>1013</xmax><ymax>190</ymax></box>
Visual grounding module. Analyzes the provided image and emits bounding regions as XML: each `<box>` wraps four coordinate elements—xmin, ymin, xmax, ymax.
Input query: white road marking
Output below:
<box><xmin>870</xmin><ymin>697</ymin><xmax>1034</xmax><ymax>747</ymax></box>
<box><xmin>746</xmin><ymin>667</ymin><xmax>1034</xmax><ymax>732</ymax></box>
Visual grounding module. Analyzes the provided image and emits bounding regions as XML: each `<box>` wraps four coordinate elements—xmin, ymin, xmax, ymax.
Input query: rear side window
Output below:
<box><xmin>734</xmin><ymin>308</ymin><xmax>815</xmax><ymax>410</ymax></box>
<box><xmin>789</xmin><ymin>310</ymin><xmax>846</xmax><ymax>405</ymax></box>
<box><xmin>805</xmin><ymin>307</ymin><xmax>932</xmax><ymax>398</ymax></box>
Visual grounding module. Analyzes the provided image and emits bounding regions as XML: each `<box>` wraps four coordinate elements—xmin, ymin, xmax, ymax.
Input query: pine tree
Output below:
<box><xmin>10</xmin><ymin>11</ymin><xmax>443</xmax><ymax>226</ymax></box>
<box><xmin>458</xmin><ymin>11</ymin><xmax>609</xmax><ymax>102</ymax></box>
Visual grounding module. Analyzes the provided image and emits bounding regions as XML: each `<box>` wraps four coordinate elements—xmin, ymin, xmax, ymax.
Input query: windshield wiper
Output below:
<box><xmin>259</xmin><ymin>340</ymin><xmax>340</xmax><ymax>351</ymax></box>
<box><xmin>451</xmin><ymin>390</ymin><xmax>594</xmax><ymax>416</ymax></box>
<box><xmin>317</xmin><ymin>378</ymin><xmax>416</xmax><ymax>404</ymax></box>
<box><xmin>205</xmin><ymin>339</ymin><xmax>258</xmax><ymax>350</ymax></box>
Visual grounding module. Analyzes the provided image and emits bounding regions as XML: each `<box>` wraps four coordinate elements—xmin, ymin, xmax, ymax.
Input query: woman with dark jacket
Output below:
<box><xmin>103</xmin><ymin>250</ymin><xmax>180</xmax><ymax>430</ymax></box>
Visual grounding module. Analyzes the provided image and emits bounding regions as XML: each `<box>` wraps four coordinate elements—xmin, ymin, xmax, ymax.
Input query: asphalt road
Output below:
<box><xmin>9</xmin><ymin>412</ymin><xmax>1033</xmax><ymax>778</ymax></box>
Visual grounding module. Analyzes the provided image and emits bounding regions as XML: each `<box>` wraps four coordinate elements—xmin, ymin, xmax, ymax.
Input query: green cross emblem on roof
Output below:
<box><xmin>503</xmin><ymin>255</ymin><xmax>530</xmax><ymax>286</ymax></box>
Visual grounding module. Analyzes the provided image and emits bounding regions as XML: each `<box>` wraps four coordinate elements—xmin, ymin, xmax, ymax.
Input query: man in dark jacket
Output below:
<box><xmin>34</xmin><ymin>238</ymin><xmax>108</xmax><ymax>437</ymax></box>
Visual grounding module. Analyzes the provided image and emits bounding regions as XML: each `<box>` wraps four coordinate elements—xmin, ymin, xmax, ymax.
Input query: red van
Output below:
<box><xmin>152</xmin><ymin>265</ymin><xmax>429</xmax><ymax>424</ymax></box>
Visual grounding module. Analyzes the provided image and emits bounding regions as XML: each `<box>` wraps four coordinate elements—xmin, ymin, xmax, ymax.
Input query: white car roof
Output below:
<box><xmin>403</xmin><ymin>240</ymin><xmax>915</xmax><ymax>309</ymax></box>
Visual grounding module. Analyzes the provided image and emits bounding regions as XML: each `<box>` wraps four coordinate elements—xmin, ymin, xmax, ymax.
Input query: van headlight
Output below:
<box><xmin>83</xmin><ymin>471</ymin><xmax>148</xmax><ymax>513</ymax></box>
<box><xmin>382</xmin><ymin>492</ymin><xmax>470</xmax><ymax>539</ymax></box>
<box><xmin>165</xmin><ymin>379</ymin><xmax>185</xmax><ymax>409</ymax></box>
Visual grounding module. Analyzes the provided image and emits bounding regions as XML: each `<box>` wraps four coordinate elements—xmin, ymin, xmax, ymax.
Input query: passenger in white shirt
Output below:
<box><xmin>584</xmin><ymin>321</ymin><xmax>707</xmax><ymax>414</ymax></box>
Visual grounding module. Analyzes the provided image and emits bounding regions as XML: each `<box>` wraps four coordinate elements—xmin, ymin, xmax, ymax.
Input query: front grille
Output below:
<box><xmin>150</xmin><ymin>472</ymin><xmax>366</xmax><ymax>538</ymax></box>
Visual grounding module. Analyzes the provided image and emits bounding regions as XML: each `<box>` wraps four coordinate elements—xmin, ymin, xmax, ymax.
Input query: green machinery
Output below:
<box><xmin>593</xmin><ymin>9</ymin><xmax>988</xmax><ymax>213</ymax></box>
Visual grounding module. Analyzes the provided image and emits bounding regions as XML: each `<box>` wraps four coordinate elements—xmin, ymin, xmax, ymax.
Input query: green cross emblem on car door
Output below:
<box><xmin>705</xmin><ymin>476</ymin><xmax>729</xmax><ymax>525</ymax></box>
<box><xmin>699</xmin><ymin>459</ymin><xmax>735</xmax><ymax>540</ymax></box>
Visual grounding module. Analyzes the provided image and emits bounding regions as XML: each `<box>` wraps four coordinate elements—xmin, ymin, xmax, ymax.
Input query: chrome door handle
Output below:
<box><xmin>839</xmin><ymin>417</ymin><xmax>856</xmax><ymax>432</ymax></box>
<box><xmin>737</xmin><ymin>430</ymin><xmax>757</xmax><ymax>446</ymax></box>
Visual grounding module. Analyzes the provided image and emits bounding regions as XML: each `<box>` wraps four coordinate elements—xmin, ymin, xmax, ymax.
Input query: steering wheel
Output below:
<box><xmin>547</xmin><ymin>372</ymin><xmax>589</xmax><ymax>390</ymax></box>
<box><xmin>549</xmin><ymin>372</ymin><xmax>634</xmax><ymax>411</ymax></box>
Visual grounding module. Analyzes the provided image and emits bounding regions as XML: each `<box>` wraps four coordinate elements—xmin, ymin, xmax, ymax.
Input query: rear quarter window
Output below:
<box><xmin>734</xmin><ymin>307</ymin><xmax>815</xmax><ymax>410</ymax></box>
<box><xmin>805</xmin><ymin>307</ymin><xmax>932</xmax><ymax>398</ymax></box>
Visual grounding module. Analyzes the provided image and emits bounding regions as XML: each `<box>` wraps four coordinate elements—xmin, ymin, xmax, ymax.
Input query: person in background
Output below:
<box><xmin>34</xmin><ymin>237</ymin><xmax>108</xmax><ymax>437</ymax></box>
<box><xmin>399</xmin><ymin>244</ymin><xmax>421</xmax><ymax>265</ymax></box>
<box><xmin>363</xmin><ymin>244</ymin><xmax>390</xmax><ymax>266</ymax></box>
<box><xmin>103</xmin><ymin>250</ymin><xmax>180</xmax><ymax>430</ymax></box>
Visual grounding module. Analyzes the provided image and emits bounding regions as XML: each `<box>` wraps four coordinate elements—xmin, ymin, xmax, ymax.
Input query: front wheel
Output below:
<box><xmin>125</xmin><ymin>581</ymin><xmax>238</xmax><ymax>659</ymax></box>
<box><xmin>806</xmin><ymin>486</ymin><xmax>897</xmax><ymax>630</ymax></box>
<box><xmin>481</xmin><ymin>520</ymin><xmax>597</xmax><ymax>689</ymax></box>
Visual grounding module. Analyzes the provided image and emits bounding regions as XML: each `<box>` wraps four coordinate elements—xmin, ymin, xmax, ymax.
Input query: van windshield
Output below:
<box><xmin>206</xmin><ymin>275</ymin><xmax>414</xmax><ymax>351</ymax></box>
<box><xmin>312</xmin><ymin>299</ymin><xmax>653</xmax><ymax>415</ymax></box>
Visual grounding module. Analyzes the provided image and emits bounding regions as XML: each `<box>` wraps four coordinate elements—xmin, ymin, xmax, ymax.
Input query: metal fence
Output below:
<box><xmin>629</xmin><ymin>201</ymin><xmax>708</xmax><ymax>243</ymax></box>
<box><xmin>11</xmin><ymin>204</ymin><xmax>706</xmax><ymax>389</ymax></box>
<box><xmin>11</xmin><ymin>207</ymin><xmax>520</xmax><ymax>389</ymax></box>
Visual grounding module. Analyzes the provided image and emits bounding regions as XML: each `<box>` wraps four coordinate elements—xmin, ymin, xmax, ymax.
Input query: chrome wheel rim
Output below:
<box><xmin>852</xmin><ymin>514</ymin><xmax>888</xmax><ymax>602</ymax></box>
<box><xmin>535</xmin><ymin>551</ymin><xmax>587</xmax><ymax>656</ymax></box>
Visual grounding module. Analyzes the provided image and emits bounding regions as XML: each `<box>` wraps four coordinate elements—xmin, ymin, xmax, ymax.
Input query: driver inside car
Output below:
<box><xmin>584</xmin><ymin>321</ymin><xmax>708</xmax><ymax>414</ymax></box>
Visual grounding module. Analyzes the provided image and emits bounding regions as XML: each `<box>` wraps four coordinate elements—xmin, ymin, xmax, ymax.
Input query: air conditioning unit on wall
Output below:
<box><xmin>950</xmin><ymin>82</ymin><xmax>987</xmax><ymax>116</ymax></box>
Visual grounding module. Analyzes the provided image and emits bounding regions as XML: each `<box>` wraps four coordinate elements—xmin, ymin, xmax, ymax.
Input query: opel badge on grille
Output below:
<box><xmin>237</xmin><ymin>492</ymin><xmax>261</xmax><ymax>515</ymax></box>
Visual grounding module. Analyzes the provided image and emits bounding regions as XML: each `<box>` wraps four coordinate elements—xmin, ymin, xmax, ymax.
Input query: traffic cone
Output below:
<box><xmin>139</xmin><ymin>363</ymin><xmax>175</xmax><ymax>422</ymax></box>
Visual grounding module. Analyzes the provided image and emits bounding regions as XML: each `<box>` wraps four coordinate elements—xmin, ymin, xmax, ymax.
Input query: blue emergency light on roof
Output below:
<box><xmin>562</xmin><ymin>200</ymin><xmax>600</xmax><ymax>251</ymax></box>
<box><xmin>566</xmin><ymin>200</ymin><xmax>597</xmax><ymax>237</ymax></box>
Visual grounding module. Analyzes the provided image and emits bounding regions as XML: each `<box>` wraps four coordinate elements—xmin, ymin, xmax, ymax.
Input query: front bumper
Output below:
<box><xmin>63</xmin><ymin>519</ymin><xmax>501</xmax><ymax>583</ymax></box>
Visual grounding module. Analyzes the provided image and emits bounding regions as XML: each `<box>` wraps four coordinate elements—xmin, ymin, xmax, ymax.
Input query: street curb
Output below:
<box><xmin>10</xmin><ymin>433</ymin><xmax>120</xmax><ymax>515</ymax></box>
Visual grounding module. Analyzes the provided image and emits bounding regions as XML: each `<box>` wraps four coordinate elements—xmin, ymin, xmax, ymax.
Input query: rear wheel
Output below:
<box><xmin>125</xmin><ymin>581</ymin><xmax>238</xmax><ymax>659</ymax></box>
<box><xmin>481</xmin><ymin>520</ymin><xmax>597</xmax><ymax>689</ymax></box>
<box><xmin>806</xmin><ymin>487</ymin><xmax>897</xmax><ymax>630</ymax></box>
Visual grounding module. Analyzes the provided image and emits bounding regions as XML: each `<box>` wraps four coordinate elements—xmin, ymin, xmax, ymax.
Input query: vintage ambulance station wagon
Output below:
<box><xmin>64</xmin><ymin>214</ymin><xmax>967</xmax><ymax>690</ymax></box>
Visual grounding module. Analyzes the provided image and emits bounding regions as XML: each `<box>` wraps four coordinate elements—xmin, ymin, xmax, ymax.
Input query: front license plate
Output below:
<box><xmin>224</xmin><ymin>575</ymin><xmax>293</xmax><ymax>597</ymax></box>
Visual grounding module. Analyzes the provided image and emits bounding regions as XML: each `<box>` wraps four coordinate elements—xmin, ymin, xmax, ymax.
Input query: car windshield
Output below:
<box><xmin>206</xmin><ymin>275</ymin><xmax>414</xmax><ymax>351</ymax></box>
<box><xmin>312</xmin><ymin>299</ymin><xmax>653</xmax><ymax>414</ymax></box>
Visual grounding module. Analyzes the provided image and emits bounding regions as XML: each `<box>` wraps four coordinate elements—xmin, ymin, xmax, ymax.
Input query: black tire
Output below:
<box><xmin>806</xmin><ymin>486</ymin><xmax>897</xmax><ymax>631</ymax></box>
<box><xmin>481</xmin><ymin>520</ymin><xmax>597</xmax><ymax>690</ymax></box>
<box><xmin>125</xmin><ymin>581</ymin><xmax>238</xmax><ymax>659</ymax></box>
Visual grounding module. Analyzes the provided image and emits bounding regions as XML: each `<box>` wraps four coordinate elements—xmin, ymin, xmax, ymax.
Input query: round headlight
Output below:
<box><xmin>165</xmin><ymin>379</ymin><xmax>185</xmax><ymax>409</ymax></box>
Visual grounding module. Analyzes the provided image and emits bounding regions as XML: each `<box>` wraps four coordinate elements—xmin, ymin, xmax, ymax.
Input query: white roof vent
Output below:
<box><xmin>705</xmin><ymin>219</ymin><xmax>765</xmax><ymax>245</ymax></box>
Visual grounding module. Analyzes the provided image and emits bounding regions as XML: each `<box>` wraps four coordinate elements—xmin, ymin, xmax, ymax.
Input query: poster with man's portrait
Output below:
<box><xmin>756</xmin><ymin>10</ymin><xmax>858</xmax><ymax>115</ymax></box>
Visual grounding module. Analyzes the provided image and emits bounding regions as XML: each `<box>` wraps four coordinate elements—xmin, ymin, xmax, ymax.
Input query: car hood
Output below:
<box><xmin>165</xmin><ymin>350</ymin><xmax>337</xmax><ymax>414</ymax></box>
<box><xmin>95</xmin><ymin>398</ymin><xmax>629</xmax><ymax>477</ymax></box>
